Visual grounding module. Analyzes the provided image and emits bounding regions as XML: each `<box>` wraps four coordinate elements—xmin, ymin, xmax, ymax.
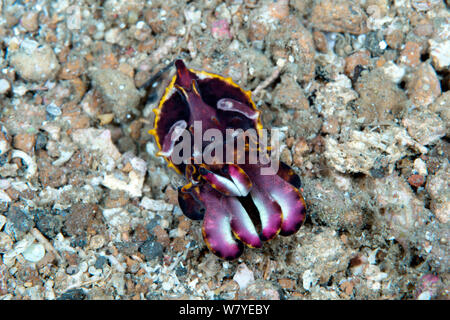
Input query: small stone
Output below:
<box><xmin>6</xmin><ymin>206</ymin><xmax>34</xmax><ymax>234</ymax></box>
<box><xmin>13</xmin><ymin>133</ymin><xmax>36</xmax><ymax>154</ymax></box>
<box><xmin>164</xmin><ymin>186</ymin><xmax>179</xmax><ymax>205</ymax></box>
<box><xmin>20</xmin><ymin>12</ymin><xmax>39</xmax><ymax>32</ymax></box>
<box><xmin>408</xmin><ymin>174</ymin><xmax>425</xmax><ymax>188</ymax></box>
<box><xmin>340</xmin><ymin>281</ymin><xmax>354</xmax><ymax>296</ymax></box>
<box><xmin>313</xmin><ymin>30</ymin><xmax>328</xmax><ymax>53</ymax></box>
<box><xmin>273</xmin><ymin>75</ymin><xmax>309</xmax><ymax>110</ymax></box>
<box><xmin>22</xmin><ymin>243</ymin><xmax>46</xmax><ymax>263</ymax></box>
<box><xmin>237</xmin><ymin>280</ymin><xmax>280</xmax><ymax>300</ymax></box>
<box><xmin>105</xmin><ymin>28</ymin><xmax>121</xmax><ymax>44</ymax></box>
<box><xmin>302</xmin><ymin>269</ymin><xmax>317</xmax><ymax>291</ymax></box>
<box><xmin>278</xmin><ymin>278</ymin><xmax>296</xmax><ymax>290</ymax></box>
<box><xmin>9</xmin><ymin>44</ymin><xmax>60</xmax><ymax>82</ymax></box>
<box><xmin>429</xmin><ymin>40</ymin><xmax>450</xmax><ymax>71</ymax></box>
<box><xmin>292</xmin><ymin>227</ymin><xmax>354</xmax><ymax>286</ymax></box>
<box><xmin>0</xmin><ymin>79</ymin><xmax>11</xmax><ymax>94</ymax></box>
<box><xmin>71</xmin><ymin>128</ymin><xmax>121</xmax><ymax>161</ymax></box>
<box><xmin>322</xmin><ymin>118</ymin><xmax>340</xmax><ymax>135</ymax></box>
<box><xmin>415</xmin><ymin>274</ymin><xmax>441</xmax><ymax>300</ymax></box>
<box><xmin>102</xmin><ymin>208</ymin><xmax>130</xmax><ymax>231</ymax></box>
<box><xmin>399</xmin><ymin>42</ymin><xmax>421</xmax><ymax>68</ymax></box>
<box><xmin>94</xmin><ymin>256</ymin><xmax>108</xmax><ymax>269</ymax></box>
<box><xmin>411</xmin><ymin>0</ymin><xmax>441</xmax><ymax>11</ymax></box>
<box><xmin>211</xmin><ymin>19</ymin><xmax>231</xmax><ymax>40</ymax></box>
<box><xmin>139</xmin><ymin>239</ymin><xmax>163</xmax><ymax>260</ymax></box>
<box><xmin>90</xmin><ymin>69</ymin><xmax>141</xmax><ymax>121</ymax></box>
<box><xmin>311</xmin><ymin>0</ymin><xmax>369</xmax><ymax>35</ymax></box>
<box><xmin>0</xmin><ymin>215</ymin><xmax>6</xmax><ymax>231</ymax></box>
<box><xmin>97</xmin><ymin>113</ymin><xmax>115</xmax><ymax>126</ymax></box>
<box><xmin>58</xmin><ymin>289</ymin><xmax>87</xmax><ymax>300</ymax></box>
<box><xmin>381</xmin><ymin>61</ymin><xmax>406</xmax><ymax>84</ymax></box>
<box><xmin>402</xmin><ymin>110</ymin><xmax>446</xmax><ymax>146</ymax></box>
<box><xmin>89</xmin><ymin>235</ymin><xmax>105</xmax><ymax>250</ymax></box>
<box><xmin>46</xmin><ymin>103</ymin><xmax>62</xmax><ymax>118</ymax></box>
<box><xmin>344</xmin><ymin>50</ymin><xmax>370</xmax><ymax>78</ymax></box>
<box><xmin>385</xmin><ymin>29</ymin><xmax>404</xmax><ymax>50</ymax></box>
<box><xmin>292</xmin><ymin>137</ymin><xmax>309</xmax><ymax>167</ymax></box>
<box><xmin>38</xmin><ymin>160</ymin><xmax>67</xmax><ymax>188</ymax></box>
<box><xmin>407</xmin><ymin>63</ymin><xmax>441</xmax><ymax>107</ymax></box>
<box><xmin>140</xmin><ymin>197</ymin><xmax>173</xmax><ymax>212</ymax></box>
<box><xmin>364</xmin><ymin>31</ymin><xmax>386</xmax><ymax>57</ymax></box>
<box><xmin>432</xmin><ymin>202</ymin><xmax>449</xmax><ymax>224</ymax></box>
<box><xmin>414</xmin><ymin>158</ymin><xmax>428</xmax><ymax>176</ymax></box>
<box><xmin>59</xmin><ymin>59</ymin><xmax>85</xmax><ymax>80</ymax></box>
<box><xmin>414</xmin><ymin>23</ymin><xmax>433</xmax><ymax>37</ymax></box>
<box><xmin>152</xmin><ymin>225</ymin><xmax>170</xmax><ymax>247</ymax></box>
<box><xmin>64</xmin><ymin>203</ymin><xmax>100</xmax><ymax>236</ymax></box>
<box><xmin>426</xmin><ymin>166</ymin><xmax>449</xmax><ymax>201</ymax></box>
<box><xmin>233</xmin><ymin>263</ymin><xmax>255</xmax><ymax>291</ymax></box>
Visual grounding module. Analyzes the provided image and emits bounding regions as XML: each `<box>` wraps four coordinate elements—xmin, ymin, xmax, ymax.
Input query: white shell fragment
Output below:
<box><xmin>22</xmin><ymin>243</ymin><xmax>46</xmax><ymax>263</ymax></box>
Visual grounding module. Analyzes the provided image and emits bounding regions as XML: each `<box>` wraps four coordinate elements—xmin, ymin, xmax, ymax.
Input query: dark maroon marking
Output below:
<box><xmin>277</xmin><ymin>161</ymin><xmax>302</xmax><ymax>189</ymax></box>
<box><xmin>174</xmin><ymin>60</ymin><xmax>198</xmax><ymax>89</ymax></box>
<box><xmin>178</xmin><ymin>186</ymin><xmax>205</xmax><ymax>220</ymax></box>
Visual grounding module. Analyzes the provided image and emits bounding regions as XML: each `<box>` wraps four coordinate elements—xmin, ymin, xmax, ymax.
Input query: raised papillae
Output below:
<box><xmin>150</xmin><ymin>60</ymin><xmax>306</xmax><ymax>260</ymax></box>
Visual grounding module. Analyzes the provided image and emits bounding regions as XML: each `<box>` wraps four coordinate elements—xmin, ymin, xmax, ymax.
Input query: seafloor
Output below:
<box><xmin>0</xmin><ymin>0</ymin><xmax>448</xmax><ymax>300</ymax></box>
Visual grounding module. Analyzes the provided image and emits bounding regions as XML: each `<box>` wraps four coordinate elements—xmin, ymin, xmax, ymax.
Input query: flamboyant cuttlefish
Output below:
<box><xmin>149</xmin><ymin>60</ymin><xmax>306</xmax><ymax>260</ymax></box>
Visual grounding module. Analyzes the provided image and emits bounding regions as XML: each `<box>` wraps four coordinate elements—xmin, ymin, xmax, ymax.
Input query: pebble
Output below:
<box><xmin>385</xmin><ymin>29</ymin><xmax>404</xmax><ymax>50</ymax></box>
<box><xmin>411</xmin><ymin>0</ymin><xmax>441</xmax><ymax>11</ymax></box>
<box><xmin>233</xmin><ymin>263</ymin><xmax>255</xmax><ymax>291</ymax></box>
<box><xmin>414</xmin><ymin>158</ymin><xmax>428</xmax><ymax>176</ymax></box>
<box><xmin>311</xmin><ymin>0</ymin><xmax>369</xmax><ymax>35</ymax></box>
<box><xmin>313</xmin><ymin>30</ymin><xmax>328</xmax><ymax>53</ymax></box>
<box><xmin>102</xmin><ymin>208</ymin><xmax>130</xmax><ymax>230</ymax></box>
<box><xmin>89</xmin><ymin>235</ymin><xmax>105</xmax><ymax>250</ymax></box>
<box><xmin>102</xmin><ymin>170</ymin><xmax>144</xmax><ymax>198</ymax></box>
<box><xmin>273</xmin><ymin>75</ymin><xmax>309</xmax><ymax>110</ymax></box>
<box><xmin>71</xmin><ymin>128</ymin><xmax>121</xmax><ymax>161</ymax></box>
<box><xmin>429</xmin><ymin>39</ymin><xmax>450</xmax><ymax>71</ymax></box>
<box><xmin>59</xmin><ymin>59</ymin><xmax>85</xmax><ymax>80</ymax></box>
<box><xmin>292</xmin><ymin>227</ymin><xmax>355</xmax><ymax>286</ymax></box>
<box><xmin>94</xmin><ymin>256</ymin><xmax>108</xmax><ymax>269</ymax></box>
<box><xmin>399</xmin><ymin>41</ymin><xmax>421</xmax><ymax>68</ymax></box>
<box><xmin>302</xmin><ymin>269</ymin><xmax>317</xmax><ymax>291</ymax></box>
<box><xmin>13</xmin><ymin>133</ymin><xmax>36</xmax><ymax>154</ymax></box>
<box><xmin>433</xmin><ymin>202</ymin><xmax>449</xmax><ymax>224</ymax></box>
<box><xmin>407</xmin><ymin>63</ymin><xmax>441</xmax><ymax>107</ymax></box>
<box><xmin>20</xmin><ymin>12</ymin><xmax>39</xmax><ymax>32</ymax></box>
<box><xmin>237</xmin><ymin>280</ymin><xmax>280</xmax><ymax>300</ymax></box>
<box><xmin>408</xmin><ymin>174</ymin><xmax>425</xmax><ymax>188</ymax></box>
<box><xmin>278</xmin><ymin>278</ymin><xmax>296</xmax><ymax>290</ymax></box>
<box><xmin>355</xmin><ymin>68</ymin><xmax>407</xmax><ymax>122</ymax></box>
<box><xmin>140</xmin><ymin>197</ymin><xmax>173</xmax><ymax>212</ymax></box>
<box><xmin>3</xmin><ymin>235</ymin><xmax>34</xmax><ymax>265</ymax></box>
<box><xmin>139</xmin><ymin>239</ymin><xmax>163</xmax><ymax>260</ymax></box>
<box><xmin>90</xmin><ymin>69</ymin><xmax>141</xmax><ymax>121</ymax></box>
<box><xmin>211</xmin><ymin>19</ymin><xmax>231</xmax><ymax>40</ymax></box>
<box><xmin>9</xmin><ymin>44</ymin><xmax>60</xmax><ymax>82</ymax></box>
<box><xmin>105</xmin><ymin>28</ymin><xmax>121</xmax><ymax>44</ymax></box>
<box><xmin>57</xmin><ymin>288</ymin><xmax>86</xmax><ymax>300</ymax></box>
<box><xmin>344</xmin><ymin>50</ymin><xmax>370</xmax><ymax>77</ymax></box>
<box><xmin>426</xmin><ymin>166</ymin><xmax>449</xmax><ymax>201</ymax></box>
<box><xmin>402</xmin><ymin>110</ymin><xmax>446</xmax><ymax>146</ymax></box>
<box><xmin>0</xmin><ymin>79</ymin><xmax>11</xmax><ymax>94</ymax></box>
<box><xmin>0</xmin><ymin>214</ymin><xmax>6</xmax><ymax>232</ymax></box>
<box><xmin>22</xmin><ymin>243</ymin><xmax>46</xmax><ymax>263</ymax></box>
<box><xmin>381</xmin><ymin>61</ymin><xmax>405</xmax><ymax>84</ymax></box>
